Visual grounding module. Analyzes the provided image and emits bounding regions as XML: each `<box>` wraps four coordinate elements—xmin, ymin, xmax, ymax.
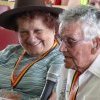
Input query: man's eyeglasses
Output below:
<box><xmin>55</xmin><ymin>34</ymin><xmax>83</xmax><ymax>48</ymax></box>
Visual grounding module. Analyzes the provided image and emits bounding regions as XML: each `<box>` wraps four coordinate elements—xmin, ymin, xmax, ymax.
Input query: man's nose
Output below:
<box><xmin>60</xmin><ymin>41</ymin><xmax>68</xmax><ymax>52</ymax></box>
<box><xmin>95</xmin><ymin>3</ymin><xmax>100</xmax><ymax>9</ymax></box>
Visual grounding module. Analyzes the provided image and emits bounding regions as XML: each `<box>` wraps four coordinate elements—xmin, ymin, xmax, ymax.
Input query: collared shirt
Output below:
<box><xmin>66</xmin><ymin>55</ymin><xmax>100</xmax><ymax>100</ymax></box>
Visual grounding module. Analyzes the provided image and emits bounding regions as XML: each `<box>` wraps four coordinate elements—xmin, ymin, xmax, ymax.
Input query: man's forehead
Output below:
<box><xmin>59</xmin><ymin>21</ymin><xmax>84</xmax><ymax>39</ymax></box>
<box><xmin>60</xmin><ymin>22</ymin><xmax>81</xmax><ymax>33</ymax></box>
<box><xmin>59</xmin><ymin>22</ymin><xmax>72</xmax><ymax>36</ymax></box>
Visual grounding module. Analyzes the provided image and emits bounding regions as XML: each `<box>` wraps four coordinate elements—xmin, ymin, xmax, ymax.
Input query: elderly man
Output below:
<box><xmin>58</xmin><ymin>5</ymin><xmax>100</xmax><ymax>100</ymax></box>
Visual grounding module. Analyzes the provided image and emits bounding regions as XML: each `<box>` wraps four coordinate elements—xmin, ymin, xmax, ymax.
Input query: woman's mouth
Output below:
<box><xmin>32</xmin><ymin>41</ymin><xmax>41</xmax><ymax>47</ymax></box>
<box><xmin>27</xmin><ymin>41</ymin><xmax>41</xmax><ymax>47</ymax></box>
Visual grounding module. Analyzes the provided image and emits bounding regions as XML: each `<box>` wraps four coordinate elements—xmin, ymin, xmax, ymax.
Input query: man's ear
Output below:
<box><xmin>91</xmin><ymin>37</ymin><xmax>100</xmax><ymax>54</ymax></box>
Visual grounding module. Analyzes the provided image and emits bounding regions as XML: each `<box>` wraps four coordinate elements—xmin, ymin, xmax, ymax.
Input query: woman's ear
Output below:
<box><xmin>91</xmin><ymin>37</ymin><xmax>100</xmax><ymax>54</ymax></box>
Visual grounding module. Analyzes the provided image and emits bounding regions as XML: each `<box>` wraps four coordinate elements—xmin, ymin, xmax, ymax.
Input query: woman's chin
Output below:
<box><xmin>26</xmin><ymin>50</ymin><xmax>42</xmax><ymax>56</ymax></box>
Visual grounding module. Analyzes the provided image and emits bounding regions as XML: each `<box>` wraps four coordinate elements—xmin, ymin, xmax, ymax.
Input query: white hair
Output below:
<box><xmin>59</xmin><ymin>5</ymin><xmax>100</xmax><ymax>40</ymax></box>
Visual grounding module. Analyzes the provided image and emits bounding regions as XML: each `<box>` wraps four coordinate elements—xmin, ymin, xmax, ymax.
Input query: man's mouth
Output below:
<box><xmin>64</xmin><ymin>56</ymin><xmax>75</xmax><ymax>64</ymax></box>
<box><xmin>64</xmin><ymin>55</ymin><xmax>73</xmax><ymax>59</ymax></box>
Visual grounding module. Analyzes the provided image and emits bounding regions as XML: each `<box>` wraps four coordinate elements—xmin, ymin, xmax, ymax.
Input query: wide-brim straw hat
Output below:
<box><xmin>0</xmin><ymin>0</ymin><xmax>63</xmax><ymax>31</ymax></box>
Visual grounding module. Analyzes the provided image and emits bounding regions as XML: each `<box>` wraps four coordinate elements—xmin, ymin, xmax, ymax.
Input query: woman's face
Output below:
<box><xmin>17</xmin><ymin>17</ymin><xmax>55</xmax><ymax>56</ymax></box>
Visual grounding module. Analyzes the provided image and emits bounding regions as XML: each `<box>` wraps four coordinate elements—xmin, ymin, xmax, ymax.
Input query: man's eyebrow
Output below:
<box><xmin>34</xmin><ymin>29</ymin><xmax>42</xmax><ymax>32</ymax></box>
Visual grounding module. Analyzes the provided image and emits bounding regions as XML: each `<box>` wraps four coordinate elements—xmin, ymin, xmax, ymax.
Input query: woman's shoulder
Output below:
<box><xmin>43</xmin><ymin>45</ymin><xmax>64</xmax><ymax>63</ymax></box>
<box><xmin>1</xmin><ymin>44</ymin><xmax>21</xmax><ymax>51</ymax></box>
<box><xmin>0</xmin><ymin>44</ymin><xmax>22</xmax><ymax>57</ymax></box>
<box><xmin>49</xmin><ymin>45</ymin><xmax>64</xmax><ymax>57</ymax></box>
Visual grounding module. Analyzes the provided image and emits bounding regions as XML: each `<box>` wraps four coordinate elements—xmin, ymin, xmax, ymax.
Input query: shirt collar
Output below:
<box><xmin>88</xmin><ymin>54</ymin><xmax>100</xmax><ymax>78</ymax></box>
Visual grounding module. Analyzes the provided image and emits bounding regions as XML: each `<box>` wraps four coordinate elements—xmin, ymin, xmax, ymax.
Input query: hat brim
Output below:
<box><xmin>0</xmin><ymin>6</ymin><xmax>63</xmax><ymax>31</ymax></box>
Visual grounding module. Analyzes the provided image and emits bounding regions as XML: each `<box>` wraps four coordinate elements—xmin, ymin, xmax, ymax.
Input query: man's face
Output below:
<box><xmin>59</xmin><ymin>21</ymin><xmax>93</xmax><ymax>72</ymax></box>
<box><xmin>89</xmin><ymin>0</ymin><xmax>100</xmax><ymax>9</ymax></box>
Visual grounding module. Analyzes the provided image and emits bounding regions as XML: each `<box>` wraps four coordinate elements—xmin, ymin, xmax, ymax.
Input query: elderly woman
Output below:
<box><xmin>58</xmin><ymin>5</ymin><xmax>100</xmax><ymax>100</ymax></box>
<box><xmin>0</xmin><ymin>0</ymin><xmax>64</xmax><ymax>100</ymax></box>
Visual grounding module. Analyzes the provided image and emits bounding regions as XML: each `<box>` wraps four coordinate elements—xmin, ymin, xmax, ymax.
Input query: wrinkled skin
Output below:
<box><xmin>59</xmin><ymin>21</ymin><xmax>97</xmax><ymax>73</ymax></box>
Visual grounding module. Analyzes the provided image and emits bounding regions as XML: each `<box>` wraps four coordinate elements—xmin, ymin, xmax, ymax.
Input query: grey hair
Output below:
<box><xmin>59</xmin><ymin>5</ymin><xmax>100</xmax><ymax>40</ymax></box>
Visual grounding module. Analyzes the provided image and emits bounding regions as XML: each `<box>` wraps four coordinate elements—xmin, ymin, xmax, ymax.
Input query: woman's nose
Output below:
<box><xmin>29</xmin><ymin>31</ymin><xmax>36</xmax><ymax>39</ymax></box>
<box><xmin>27</xmin><ymin>31</ymin><xmax>37</xmax><ymax>42</ymax></box>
